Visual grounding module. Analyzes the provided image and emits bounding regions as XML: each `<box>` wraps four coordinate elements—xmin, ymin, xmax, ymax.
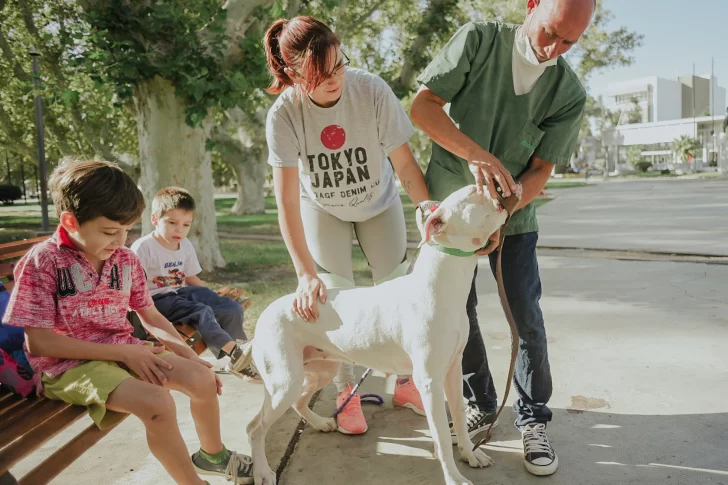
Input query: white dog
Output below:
<box><xmin>246</xmin><ymin>185</ymin><xmax>508</xmax><ymax>485</ymax></box>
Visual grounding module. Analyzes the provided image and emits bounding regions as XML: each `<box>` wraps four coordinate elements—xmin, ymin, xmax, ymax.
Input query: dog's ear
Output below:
<box><xmin>418</xmin><ymin>207</ymin><xmax>450</xmax><ymax>248</ymax></box>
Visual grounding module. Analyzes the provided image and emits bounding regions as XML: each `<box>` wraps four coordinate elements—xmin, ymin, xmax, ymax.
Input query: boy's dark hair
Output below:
<box><xmin>49</xmin><ymin>157</ymin><xmax>145</xmax><ymax>225</ymax></box>
<box><xmin>151</xmin><ymin>187</ymin><xmax>196</xmax><ymax>219</ymax></box>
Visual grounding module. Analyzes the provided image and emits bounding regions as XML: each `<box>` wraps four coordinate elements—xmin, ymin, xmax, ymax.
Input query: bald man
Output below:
<box><xmin>411</xmin><ymin>0</ymin><xmax>595</xmax><ymax>476</ymax></box>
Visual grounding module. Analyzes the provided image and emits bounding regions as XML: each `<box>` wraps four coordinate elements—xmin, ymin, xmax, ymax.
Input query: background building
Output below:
<box><xmin>601</xmin><ymin>74</ymin><xmax>727</xmax><ymax>173</ymax></box>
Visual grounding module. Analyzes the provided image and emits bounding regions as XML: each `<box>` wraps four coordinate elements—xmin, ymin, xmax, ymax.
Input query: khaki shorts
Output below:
<box><xmin>42</xmin><ymin>342</ymin><xmax>172</xmax><ymax>429</ymax></box>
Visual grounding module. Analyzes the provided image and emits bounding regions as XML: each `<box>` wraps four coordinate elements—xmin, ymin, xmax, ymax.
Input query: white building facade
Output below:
<box><xmin>601</xmin><ymin>74</ymin><xmax>728</xmax><ymax>173</ymax></box>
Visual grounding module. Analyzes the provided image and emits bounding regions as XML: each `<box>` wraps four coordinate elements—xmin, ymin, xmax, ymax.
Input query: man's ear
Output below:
<box><xmin>418</xmin><ymin>207</ymin><xmax>450</xmax><ymax>248</ymax></box>
<box><xmin>59</xmin><ymin>211</ymin><xmax>79</xmax><ymax>233</ymax></box>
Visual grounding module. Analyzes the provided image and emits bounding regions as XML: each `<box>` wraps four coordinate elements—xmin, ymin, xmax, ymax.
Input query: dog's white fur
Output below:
<box><xmin>247</xmin><ymin>185</ymin><xmax>508</xmax><ymax>485</ymax></box>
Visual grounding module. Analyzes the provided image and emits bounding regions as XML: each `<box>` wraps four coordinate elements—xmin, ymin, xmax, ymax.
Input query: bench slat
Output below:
<box><xmin>19</xmin><ymin>417</ymin><xmax>126</xmax><ymax>485</ymax></box>
<box><xmin>0</xmin><ymin>238</ymin><xmax>48</xmax><ymax>259</ymax></box>
<box><xmin>0</xmin><ymin>406</ymin><xmax>88</xmax><ymax>476</ymax></box>
<box><xmin>0</xmin><ymin>394</ymin><xmax>22</xmax><ymax>415</ymax></box>
<box><xmin>0</xmin><ymin>400</ymin><xmax>71</xmax><ymax>449</ymax></box>
<box><xmin>0</xmin><ymin>398</ymin><xmax>48</xmax><ymax>431</ymax></box>
<box><xmin>0</xmin><ymin>250</ymin><xmax>35</xmax><ymax>262</ymax></box>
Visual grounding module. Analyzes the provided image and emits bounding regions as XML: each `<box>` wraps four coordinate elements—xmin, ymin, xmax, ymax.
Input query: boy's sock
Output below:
<box><xmin>199</xmin><ymin>446</ymin><xmax>230</xmax><ymax>465</ymax></box>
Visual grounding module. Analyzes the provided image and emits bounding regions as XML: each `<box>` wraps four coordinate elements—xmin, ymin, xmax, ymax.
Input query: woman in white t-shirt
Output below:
<box><xmin>263</xmin><ymin>16</ymin><xmax>431</xmax><ymax>436</ymax></box>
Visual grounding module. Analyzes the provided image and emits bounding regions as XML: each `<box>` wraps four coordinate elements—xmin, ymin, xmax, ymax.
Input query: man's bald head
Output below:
<box><xmin>524</xmin><ymin>0</ymin><xmax>595</xmax><ymax>63</ymax></box>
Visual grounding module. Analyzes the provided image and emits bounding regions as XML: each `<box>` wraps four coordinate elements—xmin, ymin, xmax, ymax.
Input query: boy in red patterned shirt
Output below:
<box><xmin>4</xmin><ymin>158</ymin><xmax>253</xmax><ymax>484</ymax></box>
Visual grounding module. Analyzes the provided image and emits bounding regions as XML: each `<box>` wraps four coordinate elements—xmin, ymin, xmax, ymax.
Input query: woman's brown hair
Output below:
<box><xmin>264</xmin><ymin>16</ymin><xmax>341</xmax><ymax>94</ymax></box>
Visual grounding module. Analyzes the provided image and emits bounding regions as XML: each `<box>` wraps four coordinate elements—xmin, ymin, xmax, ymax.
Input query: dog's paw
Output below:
<box><xmin>458</xmin><ymin>446</ymin><xmax>494</xmax><ymax>468</ymax></box>
<box><xmin>254</xmin><ymin>466</ymin><xmax>277</xmax><ymax>485</ymax></box>
<box><xmin>309</xmin><ymin>416</ymin><xmax>338</xmax><ymax>433</ymax></box>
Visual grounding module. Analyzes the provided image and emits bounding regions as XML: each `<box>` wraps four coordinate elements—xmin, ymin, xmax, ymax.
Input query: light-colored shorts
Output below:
<box><xmin>42</xmin><ymin>342</ymin><xmax>172</xmax><ymax>429</ymax></box>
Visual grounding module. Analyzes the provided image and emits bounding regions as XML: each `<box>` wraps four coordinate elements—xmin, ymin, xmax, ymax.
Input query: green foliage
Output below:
<box><xmin>79</xmin><ymin>1</ymin><xmax>272</xmax><ymax>127</ymax></box>
<box><xmin>0</xmin><ymin>0</ymin><xmax>137</xmax><ymax>166</ymax></box>
<box><xmin>626</xmin><ymin>145</ymin><xmax>643</xmax><ymax>165</ymax></box>
<box><xmin>672</xmin><ymin>135</ymin><xmax>701</xmax><ymax>163</ymax></box>
<box><xmin>0</xmin><ymin>184</ymin><xmax>22</xmax><ymax>204</ymax></box>
<box><xmin>568</xmin><ymin>3</ymin><xmax>643</xmax><ymax>83</ymax></box>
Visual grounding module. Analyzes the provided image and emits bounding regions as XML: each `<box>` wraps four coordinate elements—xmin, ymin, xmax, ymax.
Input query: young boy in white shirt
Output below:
<box><xmin>131</xmin><ymin>187</ymin><xmax>259</xmax><ymax>381</ymax></box>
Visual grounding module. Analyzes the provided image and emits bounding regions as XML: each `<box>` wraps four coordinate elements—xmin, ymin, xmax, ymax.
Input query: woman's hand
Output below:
<box><xmin>294</xmin><ymin>273</ymin><xmax>328</xmax><ymax>322</ymax></box>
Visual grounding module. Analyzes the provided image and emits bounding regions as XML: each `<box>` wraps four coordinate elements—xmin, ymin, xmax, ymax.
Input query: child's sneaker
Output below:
<box><xmin>225</xmin><ymin>340</ymin><xmax>262</xmax><ymax>383</ymax></box>
<box><xmin>393</xmin><ymin>377</ymin><xmax>426</xmax><ymax>416</ymax></box>
<box><xmin>191</xmin><ymin>448</ymin><xmax>253</xmax><ymax>484</ymax></box>
<box><xmin>336</xmin><ymin>384</ymin><xmax>368</xmax><ymax>435</ymax></box>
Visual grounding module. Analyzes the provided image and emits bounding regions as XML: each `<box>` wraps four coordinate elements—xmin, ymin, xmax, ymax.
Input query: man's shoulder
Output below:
<box><xmin>459</xmin><ymin>20</ymin><xmax>515</xmax><ymax>42</ymax></box>
<box><xmin>555</xmin><ymin>57</ymin><xmax>587</xmax><ymax>102</ymax></box>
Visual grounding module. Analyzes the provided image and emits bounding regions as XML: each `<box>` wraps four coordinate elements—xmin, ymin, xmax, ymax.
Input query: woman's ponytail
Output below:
<box><xmin>264</xmin><ymin>18</ymin><xmax>292</xmax><ymax>94</ymax></box>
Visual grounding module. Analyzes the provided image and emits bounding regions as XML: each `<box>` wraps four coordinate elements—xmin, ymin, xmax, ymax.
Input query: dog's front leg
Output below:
<box><xmin>413</xmin><ymin>368</ymin><xmax>474</xmax><ymax>485</ymax></box>
<box><xmin>444</xmin><ymin>358</ymin><xmax>494</xmax><ymax>468</ymax></box>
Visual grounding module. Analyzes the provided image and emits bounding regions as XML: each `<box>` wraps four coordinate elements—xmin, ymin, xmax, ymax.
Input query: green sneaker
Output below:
<box><xmin>192</xmin><ymin>449</ymin><xmax>253</xmax><ymax>484</ymax></box>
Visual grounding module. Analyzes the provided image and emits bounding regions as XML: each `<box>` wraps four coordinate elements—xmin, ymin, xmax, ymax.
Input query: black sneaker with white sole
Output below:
<box><xmin>522</xmin><ymin>423</ymin><xmax>558</xmax><ymax>476</ymax></box>
<box><xmin>449</xmin><ymin>405</ymin><xmax>498</xmax><ymax>445</ymax></box>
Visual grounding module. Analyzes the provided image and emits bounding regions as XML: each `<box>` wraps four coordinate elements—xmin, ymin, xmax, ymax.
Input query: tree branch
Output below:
<box><xmin>213</xmin><ymin>0</ymin><xmax>275</xmax><ymax>64</ymax></box>
<box><xmin>18</xmin><ymin>0</ymin><xmax>40</xmax><ymax>39</ymax></box>
<box><xmin>346</xmin><ymin>0</ymin><xmax>388</xmax><ymax>31</ymax></box>
<box><xmin>0</xmin><ymin>27</ymin><xmax>31</xmax><ymax>83</ymax></box>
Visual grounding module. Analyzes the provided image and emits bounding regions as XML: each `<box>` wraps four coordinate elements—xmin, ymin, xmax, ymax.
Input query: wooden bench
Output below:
<box><xmin>0</xmin><ymin>236</ymin><xmax>208</xmax><ymax>484</ymax></box>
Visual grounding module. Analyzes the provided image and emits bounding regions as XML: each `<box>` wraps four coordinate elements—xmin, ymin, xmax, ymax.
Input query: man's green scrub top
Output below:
<box><xmin>417</xmin><ymin>21</ymin><xmax>586</xmax><ymax>235</ymax></box>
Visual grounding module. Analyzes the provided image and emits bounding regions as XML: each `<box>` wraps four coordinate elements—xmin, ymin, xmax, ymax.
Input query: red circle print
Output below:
<box><xmin>321</xmin><ymin>125</ymin><xmax>346</xmax><ymax>150</ymax></box>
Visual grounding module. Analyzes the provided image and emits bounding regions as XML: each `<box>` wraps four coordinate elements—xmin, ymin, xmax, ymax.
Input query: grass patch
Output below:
<box><xmin>545</xmin><ymin>181</ymin><xmax>589</xmax><ymax>189</ymax></box>
<box><xmin>0</xmin><ymin>228</ymin><xmax>38</xmax><ymax>244</ymax></box>
<box><xmin>618</xmin><ymin>171</ymin><xmax>680</xmax><ymax>178</ymax></box>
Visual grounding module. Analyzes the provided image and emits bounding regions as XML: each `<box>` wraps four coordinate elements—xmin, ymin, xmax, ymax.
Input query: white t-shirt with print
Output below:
<box><xmin>266</xmin><ymin>68</ymin><xmax>415</xmax><ymax>222</ymax></box>
<box><xmin>130</xmin><ymin>233</ymin><xmax>202</xmax><ymax>297</ymax></box>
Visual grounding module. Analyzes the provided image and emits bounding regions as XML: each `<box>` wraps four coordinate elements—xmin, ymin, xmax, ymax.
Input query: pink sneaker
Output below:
<box><xmin>336</xmin><ymin>385</ymin><xmax>368</xmax><ymax>435</ymax></box>
<box><xmin>393</xmin><ymin>378</ymin><xmax>426</xmax><ymax>416</ymax></box>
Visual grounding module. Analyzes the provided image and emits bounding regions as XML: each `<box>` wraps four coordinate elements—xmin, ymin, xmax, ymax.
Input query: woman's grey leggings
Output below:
<box><xmin>300</xmin><ymin>195</ymin><xmax>410</xmax><ymax>392</ymax></box>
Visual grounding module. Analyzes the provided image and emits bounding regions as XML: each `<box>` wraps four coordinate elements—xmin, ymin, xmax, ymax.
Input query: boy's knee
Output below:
<box><xmin>186</xmin><ymin>365</ymin><xmax>217</xmax><ymax>399</ymax></box>
<box><xmin>139</xmin><ymin>388</ymin><xmax>176</xmax><ymax>423</ymax></box>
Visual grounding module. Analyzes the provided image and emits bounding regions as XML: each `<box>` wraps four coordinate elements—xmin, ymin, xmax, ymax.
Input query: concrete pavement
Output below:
<box><xmin>538</xmin><ymin>178</ymin><xmax>728</xmax><ymax>256</ymax></box>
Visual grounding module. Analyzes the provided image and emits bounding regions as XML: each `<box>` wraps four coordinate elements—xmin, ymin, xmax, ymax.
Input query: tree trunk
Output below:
<box><xmin>135</xmin><ymin>76</ymin><xmax>225</xmax><ymax>270</ymax></box>
<box><xmin>230</xmin><ymin>152</ymin><xmax>267</xmax><ymax>215</ymax></box>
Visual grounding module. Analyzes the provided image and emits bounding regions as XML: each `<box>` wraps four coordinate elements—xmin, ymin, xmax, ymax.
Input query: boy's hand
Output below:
<box><xmin>182</xmin><ymin>350</ymin><xmax>224</xmax><ymax>395</ymax></box>
<box><xmin>122</xmin><ymin>345</ymin><xmax>173</xmax><ymax>386</ymax></box>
